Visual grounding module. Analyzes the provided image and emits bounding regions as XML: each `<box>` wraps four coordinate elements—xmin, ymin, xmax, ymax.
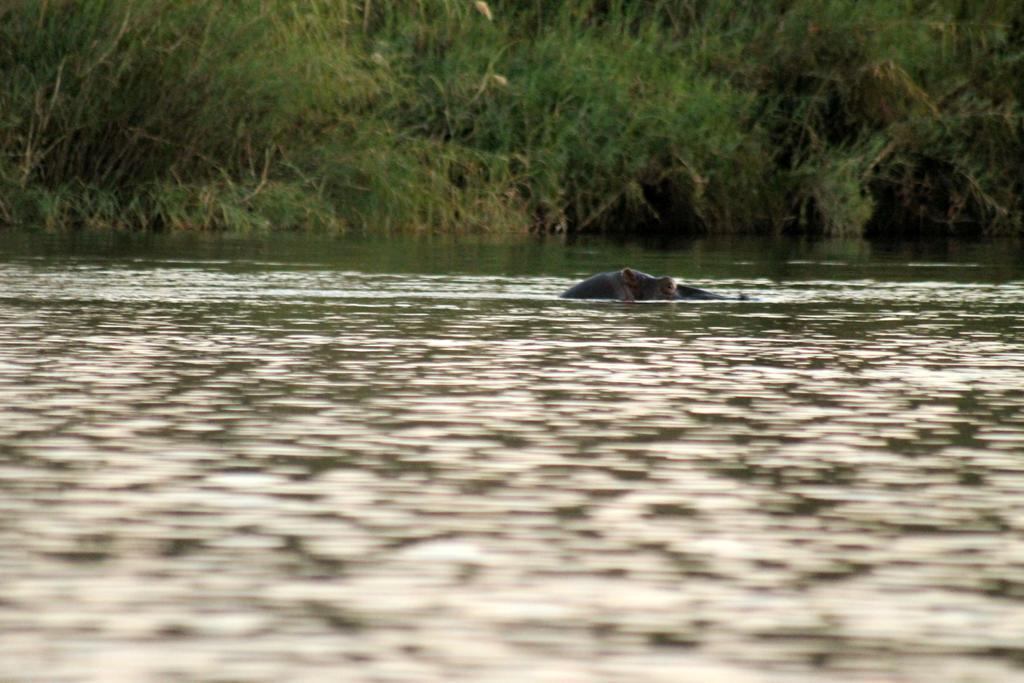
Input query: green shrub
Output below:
<box><xmin>0</xmin><ymin>0</ymin><xmax>1021</xmax><ymax>235</ymax></box>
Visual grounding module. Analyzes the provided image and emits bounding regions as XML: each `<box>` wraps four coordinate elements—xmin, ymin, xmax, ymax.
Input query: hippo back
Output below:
<box><xmin>561</xmin><ymin>268</ymin><xmax>676</xmax><ymax>301</ymax></box>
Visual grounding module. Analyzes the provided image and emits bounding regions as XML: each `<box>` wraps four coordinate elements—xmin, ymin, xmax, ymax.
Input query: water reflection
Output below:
<box><xmin>1</xmin><ymin>244</ymin><xmax>1024</xmax><ymax>682</ymax></box>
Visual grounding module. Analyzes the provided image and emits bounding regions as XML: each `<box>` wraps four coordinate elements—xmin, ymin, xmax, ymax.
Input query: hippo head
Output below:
<box><xmin>621</xmin><ymin>267</ymin><xmax>677</xmax><ymax>301</ymax></box>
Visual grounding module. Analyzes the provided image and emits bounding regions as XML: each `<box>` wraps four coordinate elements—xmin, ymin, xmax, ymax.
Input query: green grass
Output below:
<box><xmin>1</xmin><ymin>0</ymin><xmax>1021</xmax><ymax>236</ymax></box>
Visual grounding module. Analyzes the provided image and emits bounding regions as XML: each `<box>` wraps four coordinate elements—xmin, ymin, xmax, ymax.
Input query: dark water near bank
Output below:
<box><xmin>1</xmin><ymin>232</ymin><xmax>1024</xmax><ymax>683</ymax></box>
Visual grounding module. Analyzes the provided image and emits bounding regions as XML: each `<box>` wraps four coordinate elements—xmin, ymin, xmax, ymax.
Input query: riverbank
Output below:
<box><xmin>2</xmin><ymin>1</ymin><xmax>1021</xmax><ymax>236</ymax></box>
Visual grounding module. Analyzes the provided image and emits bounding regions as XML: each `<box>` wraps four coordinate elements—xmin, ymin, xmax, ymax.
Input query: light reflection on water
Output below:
<box><xmin>1</xmin><ymin>244</ymin><xmax>1024</xmax><ymax>683</ymax></box>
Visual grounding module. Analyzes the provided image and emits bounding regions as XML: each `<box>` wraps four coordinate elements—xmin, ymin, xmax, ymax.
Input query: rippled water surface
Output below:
<box><xmin>2</xmin><ymin>233</ymin><xmax>1024</xmax><ymax>682</ymax></box>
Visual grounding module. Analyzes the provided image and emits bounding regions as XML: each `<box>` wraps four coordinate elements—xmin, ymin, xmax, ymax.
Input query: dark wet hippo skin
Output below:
<box><xmin>560</xmin><ymin>268</ymin><xmax>748</xmax><ymax>301</ymax></box>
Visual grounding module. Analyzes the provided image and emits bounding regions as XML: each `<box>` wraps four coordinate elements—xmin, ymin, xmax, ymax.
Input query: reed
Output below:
<box><xmin>1</xmin><ymin>0</ymin><xmax>1021</xmax><ymax>235</ymax></box>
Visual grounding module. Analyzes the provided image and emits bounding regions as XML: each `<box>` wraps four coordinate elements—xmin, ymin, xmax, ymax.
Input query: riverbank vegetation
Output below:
<box><xmin>1</xmin><ymin>1</ymin><xmax>1021</xmax><ymax>236</ymax></box>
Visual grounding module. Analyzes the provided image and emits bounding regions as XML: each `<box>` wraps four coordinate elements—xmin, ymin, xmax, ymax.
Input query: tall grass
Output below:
<box><xmin>1</xmin><ymin>0</ymin><xmax>1021</xmax><ymax>235</ymax></box>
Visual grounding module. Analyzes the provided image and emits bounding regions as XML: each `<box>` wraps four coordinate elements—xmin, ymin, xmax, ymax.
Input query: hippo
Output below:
<box><xmin>560</xmin><ymin>268</ymin><xmax>747</xmax><ymax>301</ymax></box>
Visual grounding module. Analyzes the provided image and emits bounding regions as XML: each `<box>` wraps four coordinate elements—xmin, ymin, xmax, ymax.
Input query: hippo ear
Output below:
<box><xmin>621</xmin><ymin>268</ymin><xmax>638</xmax><ymax>287</ymax></box>
<box><xmin>659</xmin><ymin>277</ymin><xmax>677</xmax><ymax>298</ymax></box>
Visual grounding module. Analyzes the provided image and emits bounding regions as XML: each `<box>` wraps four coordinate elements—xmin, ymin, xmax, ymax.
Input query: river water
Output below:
<box><xmin>1</xmin><ymin>232</ymin><xmax>1023</xmax><ymax>683</ymax></box>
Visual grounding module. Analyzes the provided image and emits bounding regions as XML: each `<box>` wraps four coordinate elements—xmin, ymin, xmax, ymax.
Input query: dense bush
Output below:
<box><xmin>1</xmin><ymin>0</ymin><xmax>1021</xmax><ymax>235</ymax></box>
